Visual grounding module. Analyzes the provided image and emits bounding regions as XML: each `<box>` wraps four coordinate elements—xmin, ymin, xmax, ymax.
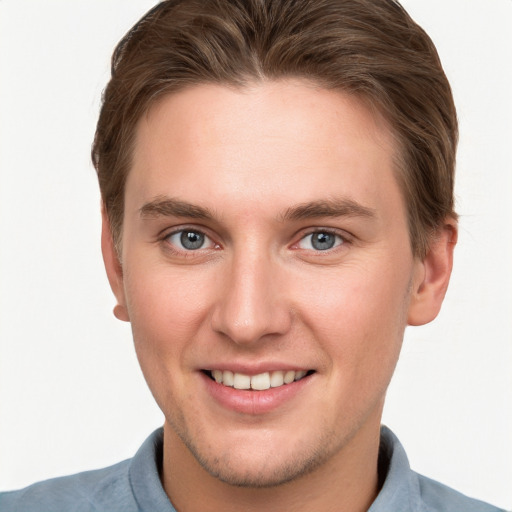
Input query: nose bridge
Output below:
<box><xmin>211</xmin><ymin>244</ymin><xmax>290</xmax><ymax>344</ymax></box>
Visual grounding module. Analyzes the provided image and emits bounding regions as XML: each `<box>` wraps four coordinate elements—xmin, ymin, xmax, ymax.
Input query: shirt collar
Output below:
<box><xmin>369</xmin><ymin>425</ymin><xmax>424</xmax><ymax>512</ymax></box>
<box><xmin>128</xmin><ymin>426</ymin><xmax>424</xmax><ymax>512</ymax></box>
<box><xmin>129</xmin><ymin>428</ymin><xmax>177</xmax><ymax>512</ymax></box>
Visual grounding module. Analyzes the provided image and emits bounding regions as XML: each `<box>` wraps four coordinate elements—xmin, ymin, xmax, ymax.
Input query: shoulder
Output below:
<box><xmin>416</xmin><ymin>473</ymin><xmax>507</xmax><ymax>512</ymax></box>
<box><xmin>375</xmin><ymin>426</ymin><xmax>507</xmax><ymax>512</ymax></box>
<box><xmin>0</xmin><ymin>459</ymin><xmax>138</xmax><ymax>512</ymax></box>
<box><xmin>0</xmin><ymin>428</ymin><xmax>169</xmax><ymax>512</ymax></box>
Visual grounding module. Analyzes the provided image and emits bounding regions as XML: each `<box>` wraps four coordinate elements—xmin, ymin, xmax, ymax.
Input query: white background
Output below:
<box><xmin>0</xmin><ymin>1</ymin><xmax>511</xmax><ymax>509</ymax></box>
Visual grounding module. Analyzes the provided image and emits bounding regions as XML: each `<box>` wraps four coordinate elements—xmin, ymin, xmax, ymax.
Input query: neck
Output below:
<box><xmin>161</xmin><ymin>419</ymin><xmax>382</xmax><ymax>512</ymax></box>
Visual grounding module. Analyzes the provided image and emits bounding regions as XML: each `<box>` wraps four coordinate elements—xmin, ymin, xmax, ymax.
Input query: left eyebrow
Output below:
<box><xmin>280</xmin><ymin>198</ymin><xmax>376</xmax><ymax>222</ymax></box>
<box><xmin>139</xmin><ymin>196</ymin><xmax>215</xmax><ymax>220</ymax></box>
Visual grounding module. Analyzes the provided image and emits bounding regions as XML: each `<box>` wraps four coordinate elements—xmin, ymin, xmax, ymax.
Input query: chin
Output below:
<box><xmin>176</xmin><ymin>422</ymin><xmax>338</xmax><ymax>489</ymax></box>
<box><xmin>194</xmin><ymin>447</ymin><xmax>327</xmax><ymax>488</ymax></box>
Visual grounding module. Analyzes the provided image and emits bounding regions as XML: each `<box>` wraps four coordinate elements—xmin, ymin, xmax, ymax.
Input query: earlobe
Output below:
<box><xmin>113</xmin><ymin>304</ymin><xmax>129</xmax><ymax>321</ymax></box>
<box><xmin>407</xmin><ymin>219</ymin><xmax>458</xmax><ymax>326</ymax></box>
<box><xmin>101</xmin><ymin>207</ymin><xmax>130</xmax><ymax>322</ymax></box>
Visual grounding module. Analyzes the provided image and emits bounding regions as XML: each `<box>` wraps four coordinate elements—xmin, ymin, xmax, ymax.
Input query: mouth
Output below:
<box><xmin>203</xmin><ymin>369</ymin><xmax>314</xmax><ymax>391</ymax></box>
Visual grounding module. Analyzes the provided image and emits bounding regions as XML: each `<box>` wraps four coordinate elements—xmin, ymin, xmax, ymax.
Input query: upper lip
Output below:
<box><xmin>200</xmin><ymin>362</ymin><xmax>313</xmax><ymax>376</ymax></box>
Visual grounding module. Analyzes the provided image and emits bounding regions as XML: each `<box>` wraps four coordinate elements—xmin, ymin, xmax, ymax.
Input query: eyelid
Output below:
<box><xmin>160</xmin><ymin>225</ymin><xmax>220</xmax><ymax>252</ymax></box>
<box><xmin>159</xmin><ymin>223</ymin><xmax>213</xmax><ymax>239</ymax></box>
<box><xmin>157</xmin><ymin>224</ymin><xmax>352</xmax><ymax>255</ymax></box>
<box><xmin>295</xmin><ymin>226</ymin><xmax>351</xmax><ymax>242</ymax></box>
<box><xmin>291</xmin><ymin>227</ymin><xmax>353</xmax><ymax>252</ymax></box>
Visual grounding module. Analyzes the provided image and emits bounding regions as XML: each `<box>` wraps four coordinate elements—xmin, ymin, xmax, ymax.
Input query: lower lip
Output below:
<box><xmin>201</xmin><ymin>372</ymin><xmax>312</xmax><ymax>415</ymax></box>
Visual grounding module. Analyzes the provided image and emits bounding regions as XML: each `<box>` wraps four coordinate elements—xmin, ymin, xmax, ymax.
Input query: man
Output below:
<box><xmin>0</xmin><ymin>1</ymin><xmax>507</xmax><ymax>511</ymax></box>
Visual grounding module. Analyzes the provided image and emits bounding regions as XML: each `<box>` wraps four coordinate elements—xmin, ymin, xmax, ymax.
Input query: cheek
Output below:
<box><xmin>122</xmin><ymin>268</ymin><xmax>215</xmax><ymax>416</ymax></box>
<box><xmin>122</xmin><ymin>266</ymin><xmax>215</xmax><ymax>381</ymax></box>
<box><xmin>298</xmin><ymin>259</ymin><xmax>412</xmax><ymax>375</ymax></box>
<box><xmin>125</xmin><ymin>266</ymin><xmax>212</xmax><ymax>333</ymax></box>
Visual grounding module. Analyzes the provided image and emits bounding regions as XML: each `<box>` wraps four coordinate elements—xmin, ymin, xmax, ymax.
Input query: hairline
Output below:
<box><xmin>108</xmin><ymin>77</ymin><xmax>426</xmax><ymax>258</ymax></box>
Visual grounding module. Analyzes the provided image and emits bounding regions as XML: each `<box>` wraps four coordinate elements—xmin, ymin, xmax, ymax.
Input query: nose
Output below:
<box><xmin>211</xmin><ymin>251</ymin><xmax>292</xmax><ymax>345</ymax></box>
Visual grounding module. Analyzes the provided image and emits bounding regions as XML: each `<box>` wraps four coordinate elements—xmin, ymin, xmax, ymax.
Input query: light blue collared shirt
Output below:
<box><xmin>0</xmin><ymin>426</ymin><xmax>505</xmax><ymax>512</ymax></box>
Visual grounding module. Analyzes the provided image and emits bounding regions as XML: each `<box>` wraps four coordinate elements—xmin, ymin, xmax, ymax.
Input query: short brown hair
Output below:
<box><xmin>92</xmin><ymin>0</ymin><xmax>458</xmax><ymax>258</ymax></box>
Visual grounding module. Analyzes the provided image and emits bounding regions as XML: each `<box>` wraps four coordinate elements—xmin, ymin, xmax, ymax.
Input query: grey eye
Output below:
<box><xmin>311</xmin><ymin>232</ymin><xmax>336</xmax><ymax>250</ymax></box>
<box><xmin>180</xmin><ymin>230</ymin><xmax>205</xmax><ymax>250</ymax></box>
<box><xmin>167</xmin><ymin>230</ymin><xmax>208</xmax><ymax>250</ymax></box>
<box><xmin>298</xmin><ymin>231</ymin><xmax>343</xmax><ymax>251</ymax></box>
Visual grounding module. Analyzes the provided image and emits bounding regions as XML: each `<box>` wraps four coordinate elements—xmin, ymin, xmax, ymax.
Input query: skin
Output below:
<box><xmin>102</xmin><ymin>80</ymin><xmax>456</xmax><ymax>512</ymax></box>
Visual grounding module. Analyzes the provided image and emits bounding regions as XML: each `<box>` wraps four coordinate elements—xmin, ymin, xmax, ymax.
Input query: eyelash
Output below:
<box><xmin>160</xmin><ymin>227</ymin><xmax>218</xmax><ymax>256</ymax></box>
<box><xmin>294</xmin><ymin>229</ymin><xmax>348</xmax><ymax>252</ymax></box>
<box><xmin>159</xmin><ymin>226</ymin><xmax>351</xmax><ymax>256</ymax></box>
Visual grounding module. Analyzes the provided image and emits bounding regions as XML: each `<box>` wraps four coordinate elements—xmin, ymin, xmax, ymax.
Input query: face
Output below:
<box><xmin>106</xmin><ymin>81</ymin><xmax>432</xmax><ymax>487</ymax></box>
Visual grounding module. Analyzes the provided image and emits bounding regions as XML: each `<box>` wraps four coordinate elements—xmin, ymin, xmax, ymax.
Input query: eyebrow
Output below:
<box><xmin>140</xmin><ymin>196</ymin><xmax>215</xmax><ymax>220</ymax></box>
<box><xmin>280</xmin><ymin>198</ymin><xmax>376</xmax><ymax>221</ymax></box>
<box><xmin>139</xmin><ymin>196</ymin><xmax>376</xmax><ymax>222</ymax></box>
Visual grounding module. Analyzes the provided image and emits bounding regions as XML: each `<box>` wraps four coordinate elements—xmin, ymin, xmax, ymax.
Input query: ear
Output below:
<box><xmin>407</xmin><ymin>219</ymin><xmax>458</xmax><ymax>326</ymax></box>
<box><xmin>101</xmin><ymin>206</ymin><xmax>130</xmax><ymax>322</ymax></box>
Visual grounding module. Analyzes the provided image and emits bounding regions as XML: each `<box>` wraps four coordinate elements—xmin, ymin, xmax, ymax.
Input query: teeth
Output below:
<box><xmin>284</xmin><ymin>370</ymin><xmax>296</xmax><ymax>384</ymax></box>
<box><xmin>233</xmin><ymin>373</ymin><xmax>251</xmax><ymax>390</ymax></box>
<box><xmin>251</xmin><ymin>372</ymin><xmax>271</xmax><ymax>391</ymax></box>
<box><xmin>270</xmin><ymin>371</ymin><xmax>284</xmax><ymax>388</ymax></box>
<box><xmin>223</xmin><ymin>370</ymin><xmax>234</xmax><ymax>387</ymax></box>
<box><xmin>294</xmin><ymin>370</ymin><xmax>307</xmax><ymax>381</ymax></box>
<box><xmin>210</xmin><ymin>369</ymin><xmax>309</xmax><ymax>390</ymax></box>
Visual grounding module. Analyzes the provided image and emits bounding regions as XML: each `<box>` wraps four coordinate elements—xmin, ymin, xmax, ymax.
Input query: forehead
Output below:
<box><xmin>127</xmin><ymin>80</ymin><xmax>402</xmax><ymax>223</ymax></box>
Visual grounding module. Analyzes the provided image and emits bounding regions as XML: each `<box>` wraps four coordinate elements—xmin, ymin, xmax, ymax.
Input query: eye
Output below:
<box><xmin>166</xmin><ymin>229</ymin><xmax>213</xmax><ymax>251</ymax></box>
<box><xmin>297</xmin><ymin>231</ymin><xmax>344</xmax><ymax>251</ymax></box>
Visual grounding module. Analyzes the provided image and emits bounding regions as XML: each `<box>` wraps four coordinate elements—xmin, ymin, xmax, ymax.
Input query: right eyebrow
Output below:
<box><xmin>139</xmin><ymin>196</ymin><xmax>215</xmax><ymax>220</ymax></box>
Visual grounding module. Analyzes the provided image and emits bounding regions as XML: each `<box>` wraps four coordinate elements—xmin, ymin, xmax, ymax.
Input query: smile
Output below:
<box><xmin>205</xmin><ymin>369</ymin><xmax>312</xmax><ymax>391</ymax></box>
